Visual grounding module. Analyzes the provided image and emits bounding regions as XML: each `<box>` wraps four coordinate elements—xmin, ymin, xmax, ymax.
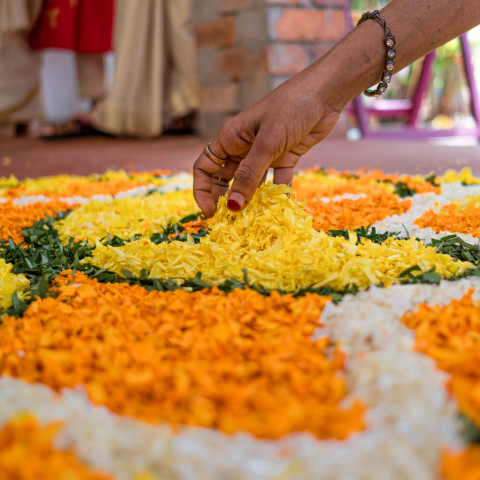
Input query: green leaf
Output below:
<box><xmin>38</xmin><ymin>279</ymin><xmax>47</xmax><ymax>299</ymax></box>
<box><xmin>121</xmin><ymin>269</ymin><xmax>134</xmax><ymax>279</ymax></box>
<box><xmin>420</xmin><ymin>271</ymin><xmax>442</xmax><ymax>283</ymax></box>
<box><xmin>193</xmin><ymin>272</ymin><xmax>210</xmax><ymax>288</ymax></box>
<box><xmin>399</xmin><ymin>266</ymin><xmax>441</xmax><ymax>284</ymax></box>
<box><xmin>178</xmin><ymin>212</ymin><xmax>205</xmax><ymax>223</ymax></box>
<box><xmin>393</xmin><ymin>181</ymin><xmax>416</xmax><ymax>198</ymax></box>
<box><xmin>74</xmin><ymin>252</ymin><xmax>81</xmax><ymax>269</ymax></box>
<box><xmin>153</xmin><ymin>278</ymin><xmax>165</xmax><ymax>291</ymax></box>
<box><xmin>399</xmin><ymin>265</ymin><xmax>422</xmax><ymax>277</ymax></box>
<box><xmin>424</xmin><ymin>173</ymin><xmax>438</xmax><ymax>186</ymax></box>
<box><xmin>11</xmin><ymin>291</ymin><xmax>28</xmax><ymax>316</ymax></box>
<box><xmin>328</xmin><ymin>225</ymin><xmax>401</xmax><ymax>244</ymax></box>
<box><xmin>428</xmin><ymin>236</ymin><xmax>480</xmax><ymax>282</ymax></box>
<box><xmin>401</xmin><ymin>224</ymin><xmax>410</xmax><ymax>239</ymax></box>
<box><xmin>458</xmin><ymin>413</ymin><xmax>480</xmax><ymax>444</ymax></box>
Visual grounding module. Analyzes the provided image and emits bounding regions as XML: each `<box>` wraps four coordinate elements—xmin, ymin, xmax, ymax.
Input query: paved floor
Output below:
<box><xmin>0</xmin><ymin>134</ymin><xmax>479</xmax><ymax>180</ymax></box>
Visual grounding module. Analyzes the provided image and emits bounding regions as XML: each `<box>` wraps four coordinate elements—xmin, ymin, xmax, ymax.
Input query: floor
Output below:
<box><xmin>0</xmin><ymin>134</ymin><xmax>479</xmax><ymax>180</ymax></box>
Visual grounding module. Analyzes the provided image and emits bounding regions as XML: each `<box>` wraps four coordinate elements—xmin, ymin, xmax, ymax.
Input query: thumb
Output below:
<box><xmin>227</xmin><ymin>133</ymin><xmax>281</xmax><ymax>212</ymax></box>
<box><xmin>193</xmin><ymin>120</ymin><xmax>253</xmax><ymax>218</ymax></box>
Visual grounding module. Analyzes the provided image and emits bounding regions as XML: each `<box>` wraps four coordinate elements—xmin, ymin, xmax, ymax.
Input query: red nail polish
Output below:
<box><xmin>227</xmin><ymin>199</ymin><xmax>241</xmax><ymax>212</ymax></box>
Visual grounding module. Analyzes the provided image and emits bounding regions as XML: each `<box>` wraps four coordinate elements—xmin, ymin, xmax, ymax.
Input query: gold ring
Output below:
<box><xmin>203</xmin><ymin>143</ymin><xmax>227</xmax><ymax>168</ymax></box>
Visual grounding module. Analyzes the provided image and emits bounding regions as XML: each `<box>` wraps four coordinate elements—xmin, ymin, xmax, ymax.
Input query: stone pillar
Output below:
<box><xmin>192</xmin><ymin>0</ymin><xmax>346</xmax><ymax>138</ymax></box>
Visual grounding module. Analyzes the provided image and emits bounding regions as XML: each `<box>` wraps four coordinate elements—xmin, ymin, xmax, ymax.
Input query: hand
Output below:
<box><xmin>192</xmin><ymin>0</ymin><xmax>480</xmax><ymax>219</ymax></box>
<box><xmin>193</xmin><ymin>67</ymin><xmax>343</xmax><ymax>218</ymax></box>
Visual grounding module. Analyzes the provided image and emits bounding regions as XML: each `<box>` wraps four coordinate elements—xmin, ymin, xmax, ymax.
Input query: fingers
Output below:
<box><xmin>266</xmin><ymin>112</ymin><xmax>341</xmax><ymax>192</ymax></box>
<box><xmin>273</xmin><ymin>166</ymin><xmax>295</xmax><ymax>187</ymax></box>
<box><xmin>193</xmin><ymin>159</ymin><xmax>221</xmax><ymax>219</ymax></box>
<box><xmin>227</xmin><ymin>133</ymin><xmax>278</xmax><ymax>212</ymax></box>
<box><xmin>193</xmin><ymin>118</ymin><xmax>256</xmax><ymax>217</ymax></box>
<box><xmin>271</xmin><ymin>149</ymin><xmax>301</xmax><ymax>187</ymax></box>
<box><xmin>209</xmin><ymin>123</ymin><xmax>251</xmax><ymax>160</ymax></box>
<box><xmin>193</xmin><ymin>152</ymin><xmax>239</xmax><ymax>218</ymax></box>
<box><xmin>211</xmin><ymin>159</ymin><xmax>238</xmax><ymax>205</ymax></box>
<box><xmin>260</xmin><ymin>169</ymin><xmax>268</xmax><ymax>185</ymax></box>
<box><xmin>194</xmin><ymin>110</ymin><xmax>341</xmax><ymax>216</ymax></box>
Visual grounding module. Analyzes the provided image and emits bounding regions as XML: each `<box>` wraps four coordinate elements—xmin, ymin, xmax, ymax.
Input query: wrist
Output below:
<box><xmin>312</xmin><ymin>18</ymin><xmax>388</xmax><ymax>111</ymax></box>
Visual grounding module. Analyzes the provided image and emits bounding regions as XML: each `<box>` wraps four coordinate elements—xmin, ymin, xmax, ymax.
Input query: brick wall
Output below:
<box><xmin>267</xmin><ymin>0</ymin><xmax>346</xmax><ymax>88</ymax></box>
<box><xmin>192</xmin><ymin>0</ymin><xmax>346</xmax><ymax>138</ymax></box>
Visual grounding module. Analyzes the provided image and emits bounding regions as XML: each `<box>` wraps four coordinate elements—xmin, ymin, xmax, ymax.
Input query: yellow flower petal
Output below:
<box><xmin>85</xmin><ymin>183</ymin><xmax>473</xmax><ymax>292</ymax></box>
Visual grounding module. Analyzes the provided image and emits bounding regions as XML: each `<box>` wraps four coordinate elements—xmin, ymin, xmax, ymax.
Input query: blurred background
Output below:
<box><xmin>1</xmin><ymin>0</ymin><xmax>479</xmax><ymax>179</ymax></box>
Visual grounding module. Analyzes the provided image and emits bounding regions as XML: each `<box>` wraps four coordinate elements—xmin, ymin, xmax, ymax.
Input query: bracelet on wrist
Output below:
<box><xmin>357</xmin><ymin>10</ymin><xmax>396</xmax><ymax>98</ymax></box>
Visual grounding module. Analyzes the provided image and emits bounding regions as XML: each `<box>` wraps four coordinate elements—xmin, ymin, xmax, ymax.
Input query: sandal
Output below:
<box><xmin>39</xmin><ymin>117</ymin><xmax>106</xmax><ymax>140</ymax></box>
<box><xmin>163</xmin><ymin>111</ymin><xmax>198</xmax><ymax>135</ymax></box>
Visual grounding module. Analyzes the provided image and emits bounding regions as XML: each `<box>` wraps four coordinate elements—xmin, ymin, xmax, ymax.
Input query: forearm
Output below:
<box><xmin>312</xmin><ymin>0</ymin><xmax>480</xmax><ymax>111</ymax></box>
<box><xmin>193</xmin><ymin>0</ymin><xmax>480</xmax><ymax>215</ymax></box>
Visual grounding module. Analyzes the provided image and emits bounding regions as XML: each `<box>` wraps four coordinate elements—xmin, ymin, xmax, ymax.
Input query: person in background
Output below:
<box><xmin>92</xmin><ymin>0</ymin><xmax>200</xmax><ymax>138</ymax></box>
<box><xmin>29</xmin><ymin>0</ymin><xmax>114</xmax><ymax>138</ymax></box>
<box><xmin>38</xmin><ymin>0</ymin><xmax>199</xmax><ymax>139</ymax></box>
<box><xmin>0</xmin><ymin>0</ymin><xmax>43</xmax><ymax>139</ymax></box>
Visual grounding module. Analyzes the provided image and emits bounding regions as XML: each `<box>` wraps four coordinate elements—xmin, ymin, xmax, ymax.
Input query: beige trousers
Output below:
<box><xmin>92</xmin><ymin>0</ymin><xmax>199</xmax><ymax>138</ymax></box>
<box><xmin>0</xmin><ymin>0</ymin><xmax>105</xmax><ymax>127</ymax></box>
<box><xmin>0</xmin><ymin>0</ymin><xmax>43</xmax><ymax>125</ymax></box>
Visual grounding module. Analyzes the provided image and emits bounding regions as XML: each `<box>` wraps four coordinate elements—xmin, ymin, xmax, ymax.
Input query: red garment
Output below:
<box><xmin>29</xmin><ymin>0</ymin><xmax>114</xmax><ymax>54</ymax></box>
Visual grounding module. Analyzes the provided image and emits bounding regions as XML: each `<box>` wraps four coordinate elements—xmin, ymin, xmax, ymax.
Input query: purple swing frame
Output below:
<box><xmin>343</xmin><ymin>0</ymin><xmax>480</xmax><ymax>139</ymax></box>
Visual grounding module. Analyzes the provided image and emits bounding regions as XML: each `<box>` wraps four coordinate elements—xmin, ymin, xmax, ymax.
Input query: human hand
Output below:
<box><xmin>193</xmin><ymin>0</ymin><xmax>480</xmax><ymax>218</ymax></box>
<box><xmin>193</xmin><ymin>66</ymin><xmax>343</xmax><ymax>218</ymax></box>
<box><xmin>191</xmin><ymin>5</ymin><xmax>387</xmax><ymax>220</ymax></box>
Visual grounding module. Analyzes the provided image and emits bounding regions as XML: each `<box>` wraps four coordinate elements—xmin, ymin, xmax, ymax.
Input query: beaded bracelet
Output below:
<box><xmin>357</xmin><ymin>10</ymin><xmax>396</xmax><ymax>98</ymax></box>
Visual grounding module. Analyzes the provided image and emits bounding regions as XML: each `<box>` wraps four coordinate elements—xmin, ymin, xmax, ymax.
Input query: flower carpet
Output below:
<box><xmin>1</xmin><ymin>167</ymin><xmax>480</xmax><ymax>479</ymax></box>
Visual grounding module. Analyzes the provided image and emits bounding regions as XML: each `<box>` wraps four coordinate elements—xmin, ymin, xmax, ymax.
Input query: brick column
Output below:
<box><xmin>193</xmin><ymin>0</ymin><xmax>346</xmax><ymax>138</ymax></box>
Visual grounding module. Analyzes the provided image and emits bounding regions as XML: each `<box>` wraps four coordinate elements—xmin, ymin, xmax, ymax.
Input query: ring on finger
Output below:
<box><xmin>203</xmin><ymin>143</ymin><xmax>228</xmax><ymax>168</ymax></box>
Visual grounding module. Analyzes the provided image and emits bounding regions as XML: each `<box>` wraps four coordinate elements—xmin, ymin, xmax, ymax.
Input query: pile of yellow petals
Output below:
<box><xmin>0</xmin><ymin>258</ymin><xmax>29</xmax><ymax>310</ymax></box>
<box><xmin>415</xmin><ymin>196</ymin><xmax>480</xmax><ymax>238</ymax></box>
<box><xmin>86</xmin><ymin>183</ymin><xmax>474</xmax><ymax>292</ymax></box>
<box><xmin>402</xmin><ymin>291</ymin><xmax>480</xmax><ymax>427</ymax></box>
<box><xmin>442</xmin><ymin>445</ymin><xmax>480</xmax><ymax>480</ymax></box>
<box><xmin>2</xmin><ymin>170</ymin><xmax>168</xmax><ymax>200</ymax></box>
<box><xmin>438</xmin><ymin>167</ymin><xmax>480</xmax><ymax>185</ymax></box>
<box><xmin>0</xmin><ymin>276</ymin><xmax>365</xmax><ymax>440</ymax></box>
<box><xmin>0</xmin><ymin>199</ymin><xmax>76</xmax><ymax>244</ymax></box>
<box><xmin>56</xmin><ymin>190</ymin><xmax>198</xmax><ymax>245</ymax></box>
<box><xmin>0</xmin><ymin>415</ymin><xmax>114</xmax><ymax>480</ymax></box>
<box><xmin>0</xmin><ymin>174</ymin><xmax>19</xmax><ymax>192</ymax></box>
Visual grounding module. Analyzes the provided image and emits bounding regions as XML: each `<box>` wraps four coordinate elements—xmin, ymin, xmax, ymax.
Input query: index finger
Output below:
<box><xmin>193</xmin><ymin>153</ymin><xmax>239</xmax><ymax>218</ymax></box>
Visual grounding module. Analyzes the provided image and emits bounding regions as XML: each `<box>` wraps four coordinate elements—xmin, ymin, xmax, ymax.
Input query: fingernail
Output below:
<box><xmin>227</xmin><ymin>199</ymin><xmax>241</xmax><ymax>212</ymax></box>
<box><xmin>227</xmin><ymin>192</ymin><xmax>245</xmax><ymax>212</ymax></box>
